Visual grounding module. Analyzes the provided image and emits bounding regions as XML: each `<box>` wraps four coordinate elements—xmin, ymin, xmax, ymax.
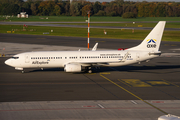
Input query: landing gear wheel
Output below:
<box><xmin>22</xmin><ymin>71</ymin><xmax>24</xmax><ymax>74</ymax></box>
<box><xmin>85</xmin><ymin>67</ymin><xmax>92</xmax><ymax>73</ymax></box>
<box><xmin>88</xmin><ymin>70</ymin><xmax>92</xmax><ymax>73</ymax></box>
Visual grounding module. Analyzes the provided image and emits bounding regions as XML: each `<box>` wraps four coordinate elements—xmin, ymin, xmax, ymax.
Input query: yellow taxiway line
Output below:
<box><xmin>100</xmin><ymin>73</ymin><xmax>168</xmax><ymax>115</ymax></box>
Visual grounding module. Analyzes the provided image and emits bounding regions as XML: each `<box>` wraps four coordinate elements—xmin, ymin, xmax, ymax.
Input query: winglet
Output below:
<box><xmin>92</xmin><ymin>43</ymin><xmax>98</xmax><ymax>51</ymax></box>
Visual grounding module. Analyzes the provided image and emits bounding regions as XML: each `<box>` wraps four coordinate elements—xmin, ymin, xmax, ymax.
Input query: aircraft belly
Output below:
<box><xmin>104</xmin><ymin>61</ymin><xmax>137</xmax><ymax>67</ymax></box>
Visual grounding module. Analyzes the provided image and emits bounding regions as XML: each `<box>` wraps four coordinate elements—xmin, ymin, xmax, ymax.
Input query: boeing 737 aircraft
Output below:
<box><xmin>5</xmin><ymin>21</ymin><xmax>166</xmax><ymax>73</ymax></box>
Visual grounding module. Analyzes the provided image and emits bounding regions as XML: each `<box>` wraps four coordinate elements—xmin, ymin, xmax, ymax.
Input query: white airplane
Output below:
<box><xmin>5</xmin><ymin>21</ymin><xmax>166</xmax><ymax>73</ymax></box>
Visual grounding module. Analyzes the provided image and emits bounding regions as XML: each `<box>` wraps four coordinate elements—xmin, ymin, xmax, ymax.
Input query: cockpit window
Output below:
<box><xmin>12</xmin><ymin>57</ymin><xmax>19</xmax><ymax>59</ymax></box>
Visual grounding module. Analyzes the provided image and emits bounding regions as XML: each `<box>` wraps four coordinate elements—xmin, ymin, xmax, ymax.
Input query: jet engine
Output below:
<box><xmin>64</xmin><ymin>64</ymin><xmax>82</xmax><ymax>72</ymax></box>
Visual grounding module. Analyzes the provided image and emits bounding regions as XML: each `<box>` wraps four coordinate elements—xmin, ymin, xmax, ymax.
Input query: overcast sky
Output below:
<box><xmin>87</xmin><ymin>0</ymin><xmax>179</xmax><ymax>2</ymax></box>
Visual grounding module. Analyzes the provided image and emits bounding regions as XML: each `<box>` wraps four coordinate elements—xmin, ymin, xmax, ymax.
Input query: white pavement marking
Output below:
<box><xmin>131</xmin><ymin>100</ymin><xmax>138</xmax><ymax>104</ymax></box>
<box><xmin>97</xmin><ymin>104</ymin><xmax>105</xmax><ymax>109</ymax></box>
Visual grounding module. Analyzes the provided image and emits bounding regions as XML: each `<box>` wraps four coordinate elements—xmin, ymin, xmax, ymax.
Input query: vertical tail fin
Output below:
<box><xmin>128</xmin><ymin>21</ymin><xmax>166</xmax><ymax>51</ymax></box>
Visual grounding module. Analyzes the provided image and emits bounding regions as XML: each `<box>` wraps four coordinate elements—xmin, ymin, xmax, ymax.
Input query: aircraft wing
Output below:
<box><xmin>68</xmin><ymin>60</ymin><xmax>122</xmax><ymax>67</ymax></box>
<box><xmin>68</xmin><ymin>51</ymin><xmax>130</xmax><ymax>66</ymax></box>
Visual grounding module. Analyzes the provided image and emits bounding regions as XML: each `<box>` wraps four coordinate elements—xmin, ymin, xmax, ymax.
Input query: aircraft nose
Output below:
<box><xmin>5</xmin><ymin>59</ymin><xmax>12</xmax><ymax>66</ymax></box>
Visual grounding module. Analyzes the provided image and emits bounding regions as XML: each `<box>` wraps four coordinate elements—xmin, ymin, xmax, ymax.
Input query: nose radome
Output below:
<box><xmin>5</xmin><ymin>59</ymin><xmax>11</xmax><ymax>66</ymax></box>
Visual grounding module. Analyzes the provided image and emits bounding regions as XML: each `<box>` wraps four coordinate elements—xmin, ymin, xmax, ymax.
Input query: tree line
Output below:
<box><xmin>0</xmin><ymin>0</ymin><xmax>180</xmax><ymax>18</ymax></box>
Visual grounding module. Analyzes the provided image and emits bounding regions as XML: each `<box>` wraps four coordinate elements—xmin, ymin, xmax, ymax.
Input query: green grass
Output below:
<box><xmin>1</xmin><ymin>16</ymin><xmax>180</xmax><ymax>22</ymax></box>
<box><xmin>0</xmin><ymin>25</ymin><xmax>179</xmax><ymax>42</ymax></box>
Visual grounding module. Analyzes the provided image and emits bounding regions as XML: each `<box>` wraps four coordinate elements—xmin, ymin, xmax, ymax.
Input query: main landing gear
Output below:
<box><xmin>88</xmin><ymin>69</ymin><xmax>92</xmax><ymax>73</ymax></box>
<box><xmin>85</xmin><ymin>67</ymin><xmax>92</xmax><ymax>73</ymax></box>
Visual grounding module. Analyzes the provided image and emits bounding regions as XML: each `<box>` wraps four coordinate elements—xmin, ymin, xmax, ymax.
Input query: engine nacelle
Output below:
<box><xmin>64</xmin><ymin>64</ymin><xmax>82</xmax><ymax>72</ymax></box>
<box><xmin>15</xmin><ymin>67</ymin><xmax>23</xmax><ymax>70</ymax></box>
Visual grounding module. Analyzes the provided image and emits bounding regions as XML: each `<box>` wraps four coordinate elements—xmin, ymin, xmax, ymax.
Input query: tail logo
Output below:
<box><xmin>147</xmin><ymin>39</ymin><xmax>156</xmax><ymax>48</ymax></box>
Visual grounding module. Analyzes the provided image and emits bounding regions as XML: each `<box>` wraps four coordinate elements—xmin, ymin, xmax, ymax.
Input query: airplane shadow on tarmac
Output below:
<box><xmin>27</xmin><ymin>65</ymin><xmax>180</xmax><ymax>74</ymax></box>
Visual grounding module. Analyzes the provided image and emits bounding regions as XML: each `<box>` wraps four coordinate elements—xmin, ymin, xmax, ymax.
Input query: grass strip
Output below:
<box><xmin>0</xmin><ymin>25</ymin><xmax>179</xmax><ymax>42</ymax></box>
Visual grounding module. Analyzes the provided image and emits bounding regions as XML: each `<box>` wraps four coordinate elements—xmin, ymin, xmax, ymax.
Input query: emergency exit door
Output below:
<box><xmin>136</xmin><ymin>53</ymin><xmax>140</xmax><ymax>62</ymax></box>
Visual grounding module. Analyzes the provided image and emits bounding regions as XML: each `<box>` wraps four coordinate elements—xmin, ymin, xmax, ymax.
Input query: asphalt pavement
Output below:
<box><xmin>0</xmin><ymin>34</ymin><xmax>180</xmax><ymax>120</ymax></box>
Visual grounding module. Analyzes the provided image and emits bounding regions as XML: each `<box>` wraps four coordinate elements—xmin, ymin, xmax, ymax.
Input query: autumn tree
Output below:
<box><xmin>93</xmin><ymin>1</ymin><xmax>101</xmax><ymax>14</ymax></box>
<box><xmin>22</xmin><ymin>1</ymin><xmax>32</xmax><ymax>14</ymax></box>
<box><xmin>38</xmin><ymin>1</ymin><xmax>56</xmax><ymax>16</ymax></box>
<box><xmin>0</xmin><ymin>0</ymin><xmax>180</xmax><ymax>17</ymax></box>
<box><xmin>70</xmin><ymin>2</ymin><xmax>82</xmax><ymax>16</ymax></box>
<box><xmin>81</xmin><ymin>5</ymin><xmax>92</xmax><ymax>16</ymax></box>
<box><xmin>54</xmin><ymin>4</ymin><xmax>61</xmax><ymax>16</ymax></box>
<box><xmin>31</xmin><ymin>2</ymin><xmax>39</xmax><ymax>15</ymax></box>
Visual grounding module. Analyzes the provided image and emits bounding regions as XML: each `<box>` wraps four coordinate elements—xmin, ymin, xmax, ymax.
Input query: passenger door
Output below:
<box><xmin>25</xmin><ymin>54</ymin><xmax>30</xmax><ymax>63</ymax></box>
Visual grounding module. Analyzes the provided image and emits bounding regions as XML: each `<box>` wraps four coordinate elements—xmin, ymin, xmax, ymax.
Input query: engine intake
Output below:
<box><xmin>64</xmin><ymin>63</ymin><xmax>82</xmax><ymax>72</ymax></box>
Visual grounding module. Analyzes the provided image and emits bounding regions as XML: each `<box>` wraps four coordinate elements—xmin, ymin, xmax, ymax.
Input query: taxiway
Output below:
<box><xmin>0</xmin><ymin>34</ymin><xmax>180</xmax><ymax>120</ymax></box>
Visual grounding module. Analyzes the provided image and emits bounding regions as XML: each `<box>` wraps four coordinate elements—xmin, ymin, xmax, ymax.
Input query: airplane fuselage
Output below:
<box><xmin>5</xmin><ymin>50</ymin><xmax>159</xmax><ymax>70</ymax></box>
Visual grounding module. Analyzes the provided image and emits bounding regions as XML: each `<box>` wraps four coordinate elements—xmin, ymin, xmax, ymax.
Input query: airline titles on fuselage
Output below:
<box><xmin>32</xmin><ymin>61</ymin><xmax>49</xmax><ymax>64</ymax></box>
